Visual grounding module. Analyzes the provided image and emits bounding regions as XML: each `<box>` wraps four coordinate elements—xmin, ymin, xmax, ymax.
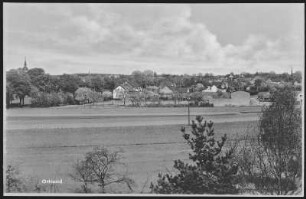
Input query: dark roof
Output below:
<box><xmin>114</xmin><ymin>83</ymin><xmax>131</xmax><ymax>91</ymax></box>
<box><xmin>159</xmin><ymin>86</ymin><xmax>173</xmax><ymax>94</ymax></box>
<box><xmin>119</xmin><ymin>82</ymin><xmax>136</xmax><ymax>91</ymax></box>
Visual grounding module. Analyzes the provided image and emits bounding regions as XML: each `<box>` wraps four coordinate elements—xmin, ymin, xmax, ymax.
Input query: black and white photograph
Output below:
<box><xmin>3</xmin><ymin>2</ymin><xmax>304</xmax><ymax>196</ymax></box>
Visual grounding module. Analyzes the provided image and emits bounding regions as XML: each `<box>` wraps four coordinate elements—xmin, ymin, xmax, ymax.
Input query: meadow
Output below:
<box><xmin>5</xmin><ymin>106</ymin><xmax>260</xmax><ymax>193</ymax></box>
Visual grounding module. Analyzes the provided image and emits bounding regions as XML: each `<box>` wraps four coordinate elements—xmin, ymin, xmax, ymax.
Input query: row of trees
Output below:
<box><xmin>6</xmin><ymin>67</ymin><xmax>115</xmax><ymax>107</ymax></box>
<box><xmin>6</xmin><ymin>66</ymin><xmax>302</xmax><ymax>107</ymax></box>
<box><xmin>6</xmin><ymin>67</ymin><xmax>77</xmax><ymax>107</ymax></box>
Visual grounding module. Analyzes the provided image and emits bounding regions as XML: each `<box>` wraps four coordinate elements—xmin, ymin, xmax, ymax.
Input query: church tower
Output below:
<box><xmin>23</xmin><ymin>57</ymin><xmax>28</xmax><ymax>72</ymax></box>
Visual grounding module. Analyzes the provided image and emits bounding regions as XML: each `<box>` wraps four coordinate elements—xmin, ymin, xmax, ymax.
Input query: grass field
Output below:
<box><xmin>5</xmin><ymin>106</ymin><xmax>260</xmax><ymax>193</ymax></box>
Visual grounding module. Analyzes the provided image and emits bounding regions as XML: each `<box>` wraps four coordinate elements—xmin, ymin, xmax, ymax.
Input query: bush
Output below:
<box><xmin>6</xmin><ymin>165</ymin><xmax>24</xmax><ymax>193</ymax></box>
<box><xmin>236</xmin><ymin>86</ymin><xmax>302</xmax><ymax>195</ymax></box>
<box><xmin>5</xmin><ymin>164</ymin><xmax>59</xmax><ymax>193</ymax></box>
<box><xmin>70</xmin><ymin>146</ymin><xmax>135</xmax><ymax>193</ymax></box>
<box><xmin>150</xmin><ymin>116</ymin><xmax>239</xmax><ymax>194</ymax></box>
<box><xmin>198</xmin><ymin>101</ymin><xmax>214</xmax><ymax>107</ymax></box>
<box><xmin>75</xmin><ymin>87</ymin><xmax>103</xmax><ymax>104</ymax></box>
<box><xmin>66</xmin><ymin>92</ymin><xmax>76</xmax><ymax>105</ymax></box>
<box><xmin>49</xmin><ymin>92</ymin><xmax>63</xmax><ymax>106</ymax></box>
<box><xmin>59</xmin><ymin>92</ymin><xmax>76</xmax><ymax>105</ymax></box>
<box><xmin>30</xmin><ymin>92</ymin><xmax>46</xmax><ymax>107</ymax></box>
<box><xmin>102</xmin><ymin>90</ymin><xmax>113</xmax><ymax>101</ymax></box>
<box><xmin>127</xmin><ymin>92</ymin><xmax>143</xmax><ymax>107</ymax></box>
<box><xmin>30</xmin><ymin>92</ymin><xmax>61</xmax><ymax>107</ymax></box>
<box><xmin>258</xmin><ymin>86</ymin><xmax>302</xmax><ymax>194</ymax></box>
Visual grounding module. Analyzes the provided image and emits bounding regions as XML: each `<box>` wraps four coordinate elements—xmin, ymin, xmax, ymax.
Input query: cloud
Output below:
<box><xmin>3</xmin><ymin>3</ymin><xmax>304</xmax><ymax>75</ymax></box>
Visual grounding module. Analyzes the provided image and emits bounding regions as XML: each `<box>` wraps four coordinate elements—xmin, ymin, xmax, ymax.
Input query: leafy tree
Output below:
<box><xmin>91</xmin><ymin>75</ymin><xmax>104</xmax><ymax>92</ymax></box>
<box><xmin>143</xmin><ymin>70</ymin><xmax>154</xmax><ymax>77</ymax></box>
<box><xmin>28</xmin><ymin>72</ymin><xmax>53</xmax><ymax>93</ymax></box>
<box><xmin>195</xmin><ymin>83</ymin><xmax>204</xmax><ymax>92</ymax></box>
<box><xmin>150</xmin><ymin>116</ymin><xmax>239</xmax><ymax>194</ymax></box>
<box><xmin>143</xmin><ymin>70</ymin><xmax>155</xmax><ymax>86</ymax></box>
<box><xmin>6</xmin><ymin>165</ymin><xmax>24</xmax><ymax>193</ymax></box>
<box><xmin>27</xmin><ymin>68</ymin><xmax>45</xmax><ymax>80</ymax></box>
<box><xmin>30</xmin><ymin>92</ymin><xmax>63</xmax><ymax>107</ymax></box>
<box><xmin>236</xmin><ymin>85</ymin><xmax>302</xmax><ymax>195</ymax></box>
<box><xmin>59</xmin><ymin>74</ymin><xmax>81</xmax><ymax>94</ymax></box>
<box><xmin>27</xmin><ymin>68</ymin><xmax>60</xmax><ymax>93</ymax></box>
<box><xmin>103</xmin><ymin>76</ymin><xmax>116</xmax><ymax>91</ymax></box>
<box><xmin>29</xmin><ymin>85</ymin><xmax>39</xmax><ymax>97</ymax></box>
<box><xmin>61</xmin><ymin>92</ymin><xmax>76</xmax><ymax>105</ymax></box>
<box><xmin>75</xmin><ymin>87</ymin><xmax>102</xmax><ymax>104</ymax></box>
<box><xmin>254</xmin><ymin>78</ymin><xmax>263</xmax><ymax>92</ymax></box>
<box><xmin>131</xmin><ymin>70</ymin><xmax>145</xmax><ymax>88</ymax></box>
<box><xmin>127</xmin><ymin>92</ymin><xmax>143</xmax><ymax>107</ymax></box>
<box><xmin>258</xmin><ymin>85</ymin><xmax>302</xmax><ymax>194</ymax></box>
<box><xmin>6</xmin><ymin>69</ymin><xmax>32</xmax><ymax>106</ymax></box>
<box><xmin>70</xmin><ymin>147</ymin><xmax>135</xmax><ymax>193</ymax></box>
<box><xmin>190</xmin><ymin>92</ymin><xmax>204</xmax><ymax>106</ymax></box>
<box><xmin>79</xmin><ymin>75</ymin><xmax>93</xmax><ymax>88</ymax></box>
<box><xmin>6</xmin><ymin>82</ymin><xmax>15</xmax><ymax>108</ymax></box>
<box><xmin>292</xmin><ymin>71</ymin><xmax>302</xmax><ymax>83</ymax></box>
<box><xmin>75</xmin><ymin>87</ymin><xmax>93</xmax><ymax>104</ymax></box>
<box><xmin>89</xmin><ymin>90</ymin><xmax>103</xmax><ymax>105</ymax></box>
<box><xmin>102</xmin><ymin>90</ymin><xmax>113</xmax><ymax>101</ymax></box>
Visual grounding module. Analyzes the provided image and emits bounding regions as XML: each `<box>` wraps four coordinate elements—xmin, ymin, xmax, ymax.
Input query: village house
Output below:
<box><xmin>203</xmin><ymin>85</ymin><xmax>218</xmax><ymax>93</ymax></box>
<box><xmin>146</xmin><ymin>85</ymin><xmax>159</xmax><ymax>93</ymax></box>
<box><xmin>113</xmin><ymin>82</ymin><xmax>140</xmax><ymax>99</ymax></box>
<box><xmin>159</xmin><ymin>86</ymin><xmax>174</xmax><ymax>99</ymax></box>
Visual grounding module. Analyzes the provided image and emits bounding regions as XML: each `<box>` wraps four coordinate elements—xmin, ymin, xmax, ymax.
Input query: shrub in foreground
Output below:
<box><xmin>70</xmin><ymin>146</ymin><xmax>135</xmax><ymax>193</ymax></box>
<box><xmin>150</xmin><ymin>116</ymin><xmax>239</xmax><ymax>194</ymax></box>
<box><xmin>236</xmin><ymin>86</ymin><xmax>302</xmax><ymax>195</ymax></box>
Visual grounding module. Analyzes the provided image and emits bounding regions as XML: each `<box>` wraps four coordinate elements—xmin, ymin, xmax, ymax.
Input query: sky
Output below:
<box><xmin>3</xmin><ymin>3</ymin><xmax>304</xmax><ymax>75</ymax></box>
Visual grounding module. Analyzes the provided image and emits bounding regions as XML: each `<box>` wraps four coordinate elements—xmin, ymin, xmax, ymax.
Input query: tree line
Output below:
<box><xmin>6</xmin><ymin>66</ymin><xmax>302</xmax><ymax>108</ymax></box>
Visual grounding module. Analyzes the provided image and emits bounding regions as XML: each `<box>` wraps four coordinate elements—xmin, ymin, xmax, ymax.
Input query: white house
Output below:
<box><xmin>203</xmin><ymin>85</ymin><xmax>218</xmax><ymax>93</ymax></box>
<box><xmin>113</xmin><ymin>86</ymin><xmax>126</xmax><ymax>99</ymax></box>
<box><xmin>112</xmin><ymin>82</ymin><xmax>137</xmax><ymax>99</ymax></box>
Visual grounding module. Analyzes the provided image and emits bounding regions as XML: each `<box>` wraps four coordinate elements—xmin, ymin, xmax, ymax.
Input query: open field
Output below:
<box><xmin>5</xmin><ymin>105</ymin><xmax>262</xmax><ymax>116</ymax></box>
<box><xmin>5</xmin><ymin>106</ymin><xmax>261</xmax><ymax>130</ymax></box>
<box><xmin>4</xmin><ymin>106</ymin><xmax>260</xmax><ymax>193</ymax></box>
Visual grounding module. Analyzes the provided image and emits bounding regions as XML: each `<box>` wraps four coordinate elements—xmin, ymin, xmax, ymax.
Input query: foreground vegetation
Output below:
<box><xmin>150</xmin><ymin>116</ymin><xmax>239</xmax><ymax>194</ymax></box>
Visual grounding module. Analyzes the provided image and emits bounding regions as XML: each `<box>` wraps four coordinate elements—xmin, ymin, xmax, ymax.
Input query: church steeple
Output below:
<box><xmin>23</xmin><ymin>57</ymin><xmax>28</xmax><ymax>71</ymax></box>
